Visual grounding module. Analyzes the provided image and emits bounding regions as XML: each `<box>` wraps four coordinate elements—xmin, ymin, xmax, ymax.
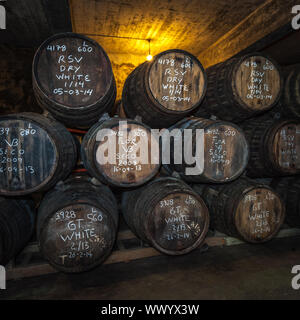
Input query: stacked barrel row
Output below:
<box><xmin>0</xmin><ymin>32</ymin><xmax>299</xmax><ymax>274</ymax></box>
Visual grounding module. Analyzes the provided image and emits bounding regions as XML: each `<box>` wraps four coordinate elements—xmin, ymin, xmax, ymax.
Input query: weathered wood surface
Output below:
<box><xmin>273</xmin><ymin>65</ymin><xmax>300</xmax><ymax>119</ymax></box>
<box><xmin>81</xmin><ymin>117</ymin><xmax>160</xmax><ymax>188</ymax></box>
<box><xmin>195</xmin><ymin>54</ymin><xmax>282</xmax><ymax>122</ymax></box>
<box><xmin>37</xmin><ymin>176</ymin><xmax>118</xmax><ymax>273</ymax></box>
<box><xmin>122</xmin><ymin>177</ymin><xmax>209</xmax><ymax>255</ymax></box>
<box><xmin>194</xmin><ymin>178</ymin><xmax>285</xmax><ymax>243</ymax></box>
<box><xmin>33</xmin><ymin>33</ymin><xmax>116</xmax><ymax>128</ymax></box>
<box><xmin>242</xmin><ymin>118</ymin><xmax>300</xmax><ymax>177</ymax></box>
<box><xmin>166</xmin><ymin>117</ymin><xmax>249</xmax><ymax>183</ymax></box>
<box><xmin>122</xmin><ymin>49</ymin><xmax>206</xmax><ymax>128</ymax></box>
<box><xmin>0</xmin><ymin>113</ymin><xmax>77</xmax><ymax>196</ymax></box>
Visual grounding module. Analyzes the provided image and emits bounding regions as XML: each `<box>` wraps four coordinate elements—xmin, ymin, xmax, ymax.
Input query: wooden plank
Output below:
<box><xmin>6</xmin><ymin>229</ymin><xmax>300</xmax><ymax>281</ymax></box>
<box><xmin>7</xmin><ymin>263</ymin><xmax>58</xmax><ymax>281</ymax></box>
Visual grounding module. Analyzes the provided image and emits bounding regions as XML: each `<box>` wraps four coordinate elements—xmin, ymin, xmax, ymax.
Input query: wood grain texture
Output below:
<box><xmin>233</xmin><ymin>55</ymin><xmax>281</xmax><ymax>110</ymax></box>
<box><xmin>276</xmin><ymin>65</ymin><xmax>300</xmax><ymax>119</ymax></box>
<box><xmin>33</xmin><ymin>33</ymin><xmax>116</xmax><ymax>128</ymax></box>
<box><xmin>37</xmin><ymin>176</ymin><xmax>118</xmax><ymax>273</ymax></box>
<box><xmin>195</xmin><ymin>53</ymin><xmax>282</xmax><ymax>122</ymax></box>
<box><xmin>122</xmin><ymin>49</ymin><xmax>206</xmax><ymax>128</ymax></box>
<box><xmin>148</xmin><ymin>51</ymin><xmax>206</xmax><ymax>111</ymax></box>
<box><xmin>0</xmin><ymin>113</ymin><xmax>77</xmax><ymax>196</ymax></box>
<box><xmin>167</xmin><ymin>117</ymin><xmax>249</xmax><ymax>183</ymax></box>
<box><xmin>194</xmin><ymin>178</ymin><xmax>285</xmax><ymax>243</ymax></box>
<box><xmin>81</xmin><ymin>117</ymin><xmax>160</xmax><ymax>188</ymax></box>
<box><xmin>242</xmin><ymin>118</ymin><xmax>300</xmax><ymax>177</ymax></box>
<box><xmin>122</xmin><ymin>177</ymin><xmax>209</xmax><ymax>255</ymax></box>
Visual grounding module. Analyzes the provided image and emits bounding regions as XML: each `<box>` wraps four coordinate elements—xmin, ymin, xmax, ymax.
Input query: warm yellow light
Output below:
<box><xmin>146</xmin><ymin>54</ymin><xmax>153</xmax><ymax>61</ymax></box>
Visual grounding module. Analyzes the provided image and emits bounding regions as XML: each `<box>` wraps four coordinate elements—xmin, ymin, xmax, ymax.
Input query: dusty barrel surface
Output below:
<box><xmin>165</xmin><ymin>117</ymin><xmax>249</xmax><ymax>183</ymax></box>
<box><xmin>33</xmin><ymin>32</ymin><xmax>116</xmax><ymax>128</ymax></box>
<box><xmin>241</xmin><ymin>118</ymin><xmax>300</xmax><ymax>177</ymax></box>
<box><xmin>0</xmin><ymin>113</ymin><xmax>77</xmax><ymax>196</ymax></box>
<box><xmin>271</xmin><ymin>177</ymin><xmax>300</xmax><ymax>227</ymax></box>
<box><xmin>122</xmin><ymin>49</ymin><xmax>207</xmax><ymax>128</ymax></box>
<box><xmin>274</xmin><ymin>65</ymin><xmax>300</xmax><ymax>119</ymax></box>
<box><xmin>0</xmin><ymin>198</ymin><xmax>35</xmax><ymax>265</ymax></box>
<box><xmin>37</xmin><ymin>176</ymin><xmax>118</xmax><ymax>273</ymax></box>
<box><xmin>122</xmin><ymin>177</ymin><xmax>209</xmax><ymax>255</ymax></box>
<box><xmin>195</xmin><ymin>53</ymin><xmax>282</xmax><ymax>122</ymax></box>
<box><xmin>81</xmin><ymin>117</ymin><xmax>160</xmax><ymax>188</ymax></box>
<box><xmin>194</xmin><ymin>178</ymin><xmax>285</xmax><ymax>243</ymax></box>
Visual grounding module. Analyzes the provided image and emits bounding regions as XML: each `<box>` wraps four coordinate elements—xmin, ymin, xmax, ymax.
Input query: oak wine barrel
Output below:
<box><xmin>0</xmin><ymin>113</ymin><xmax>77</xmax><ymax>196</ymax></box>
<box><xmin>269</xmin><ymin>64</ymin><xmax>300</xmax><ymax>119</ymax></box>
<box><xmin>37</xmin><ymin>176</ymin><xmax>118</xmax><ymax>273</ymax></box>
<box><xmin>194</xmin><ymin>178</ymin><xmax>285</xmax><ymax>243</ymax></box>
<box><xmin>122</xmin><ymin>49</ymin><xmax>207</xmax><ymax>128</ymax></box>
<box><xmin>271</xmin><ymin>177</ymin><xmax>300</xmax><ymax>227</ymax></box>
<box><xmin>165</xmin><ymin>117</ymin><xmax>249</xmax><ymax>183</ymax></box>
<box><xmin>33</xmin><ymin>32</ymin><xmax>116</xmax><ymax>128</ymax></box>
<box><xmin>122</xmin><ymin>177</ymin><xmax>209</xmax><ymax>255</ymax></box>
<box><xmin>241</xmin><ymin>118</ymin><xmax>300</xmax><ymax>177</ymax></box>
<box><xmin>81</xmin><ymin>117</ymin><xmax>161</xmax><ymax>188</ymax></box>
<box><xmin>0</xmin><ymin>198</ymin><xmax>35</xmax><ymax>265</ymax></box>
<box><xmin>195</xmin><ymin>53</ymin><xmax>282</xmax><ymax>122</ymax></box>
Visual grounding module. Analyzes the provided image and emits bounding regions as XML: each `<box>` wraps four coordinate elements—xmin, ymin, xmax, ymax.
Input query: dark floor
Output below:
<box><xmin>1</xmin><ymin>237</ymin><xmax>300</xmax><ymax>300</ymax></box>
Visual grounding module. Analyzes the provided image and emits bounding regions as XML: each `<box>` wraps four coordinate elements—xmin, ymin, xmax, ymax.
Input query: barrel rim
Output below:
<box><xmin>230</xmin><ymin>52</ymin><xmax>283</xmax><ymax>113</ymax></box>
<box><xmin>32</xmin><ymin>32</ymin><xmax>115</xmax><ymax>111</ymax></box>
<box><xmin>264</xmin><ymin>118</ymin><xmax>300</xmax><ymax>175</ymax></box>
<box><xmin>170</xmin><ymin>116</ymin><xmax>250</xmax><ymax>183</ymax></box>
<box><xmin>38</xmin><ymin>200</ymin><xmax>117</xmax><ymax>273</ymax></box>
<box><xmin>0</xmin><ymin>113</ymin><xmax>59</xmax><ymax>196</ymax></box>
<box><xmin>232</xmin><ymin>184</ymin><xmax>285</xmax><ymax>243</ymax></box>
<box><xmin>144</xmin><ymin>188</ymin><xmax>210</xmax><ymax>255</ymax></box>
<box><xmin>144</xmin><ymin>49</ymin><xmax>207</xmax><ymax>115</ymax></box>
<box><xmin>85</xmin><ymin>117</ymin><xmax>161</xmax><ymax>188</ymax></box>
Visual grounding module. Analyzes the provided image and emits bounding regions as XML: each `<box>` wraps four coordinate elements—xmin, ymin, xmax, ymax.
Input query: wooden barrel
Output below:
<box><xmin>122</xmin><ymin>177</ymin><xmax>209</xmax><ymax>255</ymax></box>
<box><xmin>81</xmin><ymin>117</ymin><xmax>161</xmax><ymax>188</ymax></box>
<box><xmin>271</xmin><ymin>177</ymin><xmax>300</xmax><ymax>227</ymax></box>
<box><xmin>194</xmin><ymin>178</ymin><xmax>285</xmax><ymax>243</ymax></box>
<box><xmin>195</xmin><ymin>53</ymin><xmax>282</xmax><ymax>122</ymax></box>
<box><xmin>165</xmin><ymin>117</ymin><xmax>249</xmax><ymax>183</ymax></box>
<box><xmin>0</xmin><ymin>113</ymin><xmax>77</xmax><ymax>196</ymax></box>
<box><xmin>241</xmin><ymin>118</ymin><xmax>300</xmax><ymax>177</ymax></box>
<box><xmin>37</xmin><ymin>176</ymin><xmax>118</xmax><ymax>273</ymax></box>
<box><xmin>0</xmin><ymin>198</ymin><xmax>35</xmax><ymax>265</ymax></box>
<box><xmin>122</xmin><ymin>49</ymin><xmax>207</xmax><ymax>128</ymax></box>
<box><xmin>33</xmin><ymin>32</ymin><xmax>116</xmax><ymax>128</ymax></box>
<box><xmin>269</xmin><ymin>64</ymin><xmax>300</xmax><ymax>119</ymax></box>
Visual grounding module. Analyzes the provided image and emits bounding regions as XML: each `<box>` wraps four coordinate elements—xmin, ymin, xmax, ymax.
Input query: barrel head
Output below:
<box><xmin>147</xmin><ymin>50</ymin><xmax>206</xmax><ymax>112</ymax></box>
<box><xmin>0</xmin><ymin>117</ymin><xmax>58</xmax><ymax>196</ymax></box>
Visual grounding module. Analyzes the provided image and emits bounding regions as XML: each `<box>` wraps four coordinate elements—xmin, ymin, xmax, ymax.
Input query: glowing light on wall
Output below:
<box><xmin>146</xmin><ymin>39</ymin><xmax>153</xmax><ymax>61</ymax></box>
